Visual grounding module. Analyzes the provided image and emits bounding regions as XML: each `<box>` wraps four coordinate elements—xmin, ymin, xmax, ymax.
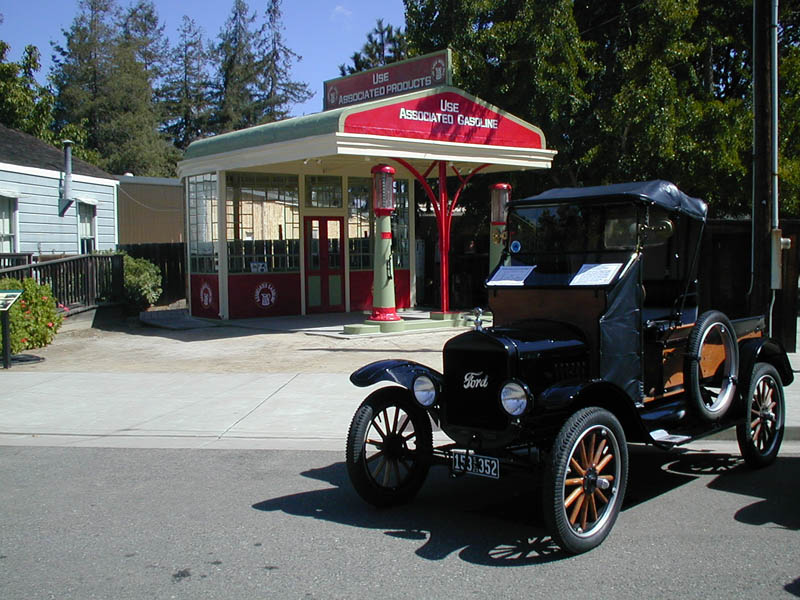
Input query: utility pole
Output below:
<box><xmin>749</xmin><ymin>0</ymin><xmax>774</xmax><ymax>322</ymax></box>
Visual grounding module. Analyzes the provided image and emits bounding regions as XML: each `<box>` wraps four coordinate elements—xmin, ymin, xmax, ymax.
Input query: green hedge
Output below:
<box><xmin>0</xmin><ymin>277</ymin><xmax>64</xmax><ymax>355</ymax></box>
<box><xmin>123</xmin><ymin>254</ymin><xmax>162</xmax><ymax>309</ymax></box>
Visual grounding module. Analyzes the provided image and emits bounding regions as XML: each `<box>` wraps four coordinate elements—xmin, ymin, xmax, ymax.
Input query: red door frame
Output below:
<box><xmin>304</xmin><ymin>216</ymin><xmax>345</xmax><ymax>313</ymax></box>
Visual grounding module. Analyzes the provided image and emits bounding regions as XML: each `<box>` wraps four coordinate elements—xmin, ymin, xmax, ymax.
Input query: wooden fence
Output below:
<box><xmin>0</xmin><ymin>254</ymin><xmax>124</xmax><ymax>311</ymax></box>
<box><xmin>0</xmin><ymin>253</ymin><xmax>34</xmax><ymax>269</ymax></box>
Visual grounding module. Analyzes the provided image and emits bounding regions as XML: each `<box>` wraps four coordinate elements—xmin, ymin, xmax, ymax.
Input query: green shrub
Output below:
<box><xmin>123</xmin><ymin>254</ymin><xmax>162</xmax><ymax>309</ymax></box>
<box><xmin>0</xmin><ymin>277</ymin><xmax>63</xmax><ymax>354</ymax></box>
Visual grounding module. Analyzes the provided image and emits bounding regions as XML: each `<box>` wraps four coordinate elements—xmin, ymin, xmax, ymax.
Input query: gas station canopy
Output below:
<box><xmin>177</xmin><ymin>86</ymin><xmax>556</xmax><ymax>179</ymax></box>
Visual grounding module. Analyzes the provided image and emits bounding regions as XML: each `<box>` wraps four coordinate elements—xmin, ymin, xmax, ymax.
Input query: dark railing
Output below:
<box><xmin>0</xmin><ymin>254</ymin><xmax>124</xmax><ymax>310</ymax></box>
<box><xmin>0</xmin><ymin>253</ymin><xmax>34</xmax><ymax>269</ymax></box>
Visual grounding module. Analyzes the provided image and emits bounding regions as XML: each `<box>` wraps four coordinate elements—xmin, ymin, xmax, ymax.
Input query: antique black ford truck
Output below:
<box><xmin>345</xmin><ymin>180</ymin><xmax>792</xmax><ymax>554</ymax></box>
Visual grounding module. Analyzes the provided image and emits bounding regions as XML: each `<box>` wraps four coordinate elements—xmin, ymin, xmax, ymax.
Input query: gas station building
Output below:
<box><xmin>176</xmin><ymin>52</ymin><xmax>555</xmax><ymax>321</ymax></box>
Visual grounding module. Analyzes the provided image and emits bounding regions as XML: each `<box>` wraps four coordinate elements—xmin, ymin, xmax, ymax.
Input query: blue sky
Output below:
<box><xmin>0</xmin><ymin>0</ymin><xmax>406</xmax><ymax>116</ymax></box>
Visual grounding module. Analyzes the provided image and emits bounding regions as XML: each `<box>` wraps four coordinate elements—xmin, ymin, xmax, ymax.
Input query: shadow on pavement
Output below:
<box><xmin>252</xmin><ymin>447</ymin><xmax>800</xmax><ymax>566</ymax></box>
<box><xmin>77</xmin><ymin>305</ymin><xmax>351</xmax><ymax>343</ymax></box>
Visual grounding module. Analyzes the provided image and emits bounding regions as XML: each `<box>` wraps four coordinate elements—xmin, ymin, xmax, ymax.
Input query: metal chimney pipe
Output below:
<box><xmin>59</xmin><ymin>139</ymin><xmax>76</xmax><ymax>218</ymax></box>
<box><xmin>62</xmin><ymin>139</ymin><xmax>73</xmax><ymax>204</ymax></box>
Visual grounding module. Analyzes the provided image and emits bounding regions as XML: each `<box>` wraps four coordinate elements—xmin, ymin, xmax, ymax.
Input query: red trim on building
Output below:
<box><xmin>227</xmin><ymin>273</ymin><xmax>302</xmax><ymax>319</ymax></box>
<box><xmin>190</xmin><ymin>274</ymin><xmax>220</xmax><ymax>319</ymax></box>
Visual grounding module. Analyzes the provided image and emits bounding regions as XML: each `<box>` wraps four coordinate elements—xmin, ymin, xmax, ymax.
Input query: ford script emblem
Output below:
<box><xmin>463</xmin><ymin>371</ymin><xmax>489</xmax><ymax>389</ymax></box>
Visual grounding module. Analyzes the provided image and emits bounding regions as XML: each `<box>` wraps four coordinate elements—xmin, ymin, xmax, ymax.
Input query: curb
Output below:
<box><xmin>710</xmin><ymin>425</ymin><xmax>800</xmax><ymax>442</ymax></box>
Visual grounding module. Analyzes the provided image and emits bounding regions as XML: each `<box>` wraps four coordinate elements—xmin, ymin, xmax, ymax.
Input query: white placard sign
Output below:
<box><xmin>487</xmin><ymin>265</ymin><xmax>534</xmax><ymax>286</ymax></box>
<box><xmin>569</xmin><ymin>263</ymin><xmax>622</xmax><ymax>286</ymax></box>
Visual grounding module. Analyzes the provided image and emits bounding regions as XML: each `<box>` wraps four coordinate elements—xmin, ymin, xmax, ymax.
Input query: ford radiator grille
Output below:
<box><xmin>443</xmin><ymin>349</ymin><xmax>509</xmax><ymax>430</ymax></box>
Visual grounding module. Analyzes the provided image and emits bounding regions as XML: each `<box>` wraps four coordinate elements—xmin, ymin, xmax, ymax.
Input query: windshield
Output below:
<box><xmin>491</xmin><ymin>202</ymin><xmax>639</xmax><ymax>287</ymax></box>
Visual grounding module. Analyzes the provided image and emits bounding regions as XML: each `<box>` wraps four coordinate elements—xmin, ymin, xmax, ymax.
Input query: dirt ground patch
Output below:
<box><xmin>10</xmin><ymin>311</ymin><xmax>461</xmax><ymax>374</ymax></box>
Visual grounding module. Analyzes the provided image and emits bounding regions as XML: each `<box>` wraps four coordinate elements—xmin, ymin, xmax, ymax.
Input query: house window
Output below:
<box><xmin>305</xmin><ymin>175</ymin><xmax>342</xmax><ymax>208</ymax></box>
<box><xmin>79</xmin><ymin>202</ymin><xmax>96</xmax><ymax>254</ymax></box>
<box><xmin>0</xmin><ymin>195</ymin><xmax>15</xmax><ymax>253</ymax></box>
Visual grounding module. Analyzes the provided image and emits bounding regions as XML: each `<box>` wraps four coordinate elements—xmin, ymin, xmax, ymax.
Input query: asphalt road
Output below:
<box><xmin>1</xmin><ymin>444</ymin><xmax>798</xmax><ymax>599</ymax></box>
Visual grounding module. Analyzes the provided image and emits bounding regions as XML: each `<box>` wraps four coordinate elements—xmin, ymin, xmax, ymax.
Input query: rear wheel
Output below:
<box><xmin>736</xmin><ymin>362</ymin><xmax>785</xmax><ymax>468</ymax></box>
<box><xmin>346</xmin><ymin>387</ymin><xmax>432</xmax><ymax>507</ymax></box>
<box><xmin>542</xmin><ymin>407</ymin><xmax>628</xmax><ymax>554</ymax></box>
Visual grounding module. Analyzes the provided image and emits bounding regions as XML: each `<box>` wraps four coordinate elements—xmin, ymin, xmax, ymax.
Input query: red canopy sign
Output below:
<box><xmin>342</xmin><ymin>90</ymin><xmax>544</xmax><ymax>149</ymax></box>
<box><xmin>324</xmin><ymin>51</ymin><xmax>451</xmax><ymax>111</ymax></box>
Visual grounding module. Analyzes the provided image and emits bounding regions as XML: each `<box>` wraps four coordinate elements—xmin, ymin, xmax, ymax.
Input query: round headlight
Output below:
<box><xmin>412</xmin><ymin>375</ymin><xmax>437</xmax><ymax>407</ymax></box>
<box><xmin>500</xmin><ymin>381</ymin><xmax>529</xmax><ymax>416</ymax></box>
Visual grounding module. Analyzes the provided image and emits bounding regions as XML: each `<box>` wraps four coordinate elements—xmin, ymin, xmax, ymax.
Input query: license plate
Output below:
<box><xmin>451</xmin><ymin>451</ymin><xmax>499</xmax><ymax>479</ymax></box>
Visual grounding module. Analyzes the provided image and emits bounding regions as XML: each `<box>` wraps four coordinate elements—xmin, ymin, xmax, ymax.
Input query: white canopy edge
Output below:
<box><xmin>177</xmin><ymin>132</ymin><xmax>556</xmax><ymax>179</ymax></box>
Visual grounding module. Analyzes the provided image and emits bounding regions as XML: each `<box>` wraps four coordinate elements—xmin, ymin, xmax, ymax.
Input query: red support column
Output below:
<box><xmin>391</xmin><ymin>158</ymin><xmax>490</xmax><ymax>314</ymax></box>
<box><xmin>438</xmin><ymin>160</ymin><xmax>450</xmax><ymax>312</ymax></box>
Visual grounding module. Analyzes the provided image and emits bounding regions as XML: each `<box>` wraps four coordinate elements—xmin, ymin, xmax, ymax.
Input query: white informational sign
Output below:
<box><xmin>487</xmin><ymin>265</ymin><xmax>535</xmax><ymax>286</ymax></box>
<box><xmin>569</xmin><ymin>263</ymin><xmax>622</xmax><ymax>286</ymax></box>
<box><xmin>0</xmin><ymin>290</ymin><xmax>23</xmax><ymax>312</ymax></box>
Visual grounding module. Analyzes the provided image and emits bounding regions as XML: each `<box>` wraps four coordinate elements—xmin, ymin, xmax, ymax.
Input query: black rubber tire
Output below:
<box><xmin>736</xmin><ymin>362</ymin><xmax>785</xmax><ymax>468</ymax></box>
<box><xmin>345</xmin><ymin>387</ymin><xmax>433</xmax><ymax>508</ymax></box>
<box><xmin>542</xmin><ymin>407</ymin><xmax>628</xmax><ymax>555</ymax></box>
<box><xmin>685</xmin><ymin>310</ymin><xmax>739</xmax><ymax>422</ymax></box>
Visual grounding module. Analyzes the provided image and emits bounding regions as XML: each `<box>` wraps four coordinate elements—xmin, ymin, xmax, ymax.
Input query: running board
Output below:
<box><xmin>649</xmin><ymin>429</ymin><xmax>692</xmax><ymax>446</ymax></box>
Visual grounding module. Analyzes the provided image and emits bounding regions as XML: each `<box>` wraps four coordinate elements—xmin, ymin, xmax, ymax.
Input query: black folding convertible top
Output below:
<box><xmin>513</xmin><ymin>180</ymin><xmax>708</xmax><ymax>222</ymax></box>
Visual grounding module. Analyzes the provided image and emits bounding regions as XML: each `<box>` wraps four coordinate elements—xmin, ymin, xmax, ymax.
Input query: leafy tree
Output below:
<box><xmin>0</xmin><ymin>42</ymin><xmax>55</xmax><ymax>139</ymax></box>
<box><xmin>161</xmin><ymin>16</ymin><xmax>211</xmax><ymax>150</ymax></box>
<box><xmin>254</xmin><ymin>0</ymin><xmax>313</xmax><ymax>122</ymax></box>
<box><xmin>338</xmin><ymin>18</ymin><xmax>408</xmax><ymax>75</ymax></box>
<box><xmin>402</xmin><ymin>0</ymin><xmax>800</xmax><ymax>218</ymax></box>
<box><xmin>0</xmin><ymin>40</ymin><xmax>98</xmax><ymax>163</ymax></box>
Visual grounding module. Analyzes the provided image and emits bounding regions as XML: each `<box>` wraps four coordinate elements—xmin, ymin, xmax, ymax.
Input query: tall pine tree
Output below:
<box><xmin>52</xmin><ymin>0</ymin><xmax>178</xmax><ymax>176</ymax></box>
<box><xmin>255</xmin><ymin>0</ymin><xmax>313</xmax><ymax>122</ymax></box>
<box><xmin>51</xmin><ymin>0</ymin><xmax>116</xmax><ymax>152</ymax></box>
<box><xmin>338</xmin><ymin>18</ymin><xmax>408</xmax><ymax>76</ymax></box>
<box><xmin>211</xmin><ymin>0</ymin><xmax>259</xmax><ymax>133</ymax></box>
<box><xmin>161</xmin><ymin>16</ymin><xmax>210</xmax><ymax>150</ymax></box>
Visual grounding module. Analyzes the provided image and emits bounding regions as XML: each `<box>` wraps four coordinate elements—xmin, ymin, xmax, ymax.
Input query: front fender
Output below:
<box><xmin>349</xmin><ymin>359</ymin><xmax>443</xmax><ymax>390</ymax></box>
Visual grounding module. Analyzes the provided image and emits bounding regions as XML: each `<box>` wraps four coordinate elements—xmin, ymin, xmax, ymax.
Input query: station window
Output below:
<box><xmin>392</xmin><ymin>179</ymin><xmax>410</xmax><ymax>269</ymax></box>
<box><xmin>187</xmin><ymin>173</ymin><xmax>218</xmax><ymax>273</ymax></box>
<box><xmin>226</xmin><ymin>173</ymin><xmax>300</xmax><ymax>273</ymax></box>
<box><xmin>347</xmin><ymin>177</ymin><xmax>372</xmax><ymax>270</ymax></box>
<box><xmin>305</xmin><ymin>175</ymin><xmax>342</xmax><ymax>209</ymax></box>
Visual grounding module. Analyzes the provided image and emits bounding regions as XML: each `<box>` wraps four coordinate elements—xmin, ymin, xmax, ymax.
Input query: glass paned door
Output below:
<box><xmin>304</xmin><ymin>216</ymin><xmax>344</xmax><ymax>312</ymax></box>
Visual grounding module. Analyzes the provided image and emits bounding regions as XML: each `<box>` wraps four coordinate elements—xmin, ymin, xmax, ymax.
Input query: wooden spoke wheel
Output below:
<box><xmin>737</xmin><ymin>362</ymin><xmax>785</xmax><ymax>468</ymax></box>
<box><xmin>346</xmin><ymin>387</ymin><xmax>432</xmax><ymax>507</ymax></box>
<box><xmin>543</xmin><ymin>407</ymin><xmax>628</xmax><ymax>554</ymax></box>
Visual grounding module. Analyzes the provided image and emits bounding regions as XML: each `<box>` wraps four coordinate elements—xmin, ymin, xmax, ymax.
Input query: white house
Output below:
<box><xmin>0</xmin><ymin>124</ymin><xmax>118</xmax><ymax>258</ymax></box>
